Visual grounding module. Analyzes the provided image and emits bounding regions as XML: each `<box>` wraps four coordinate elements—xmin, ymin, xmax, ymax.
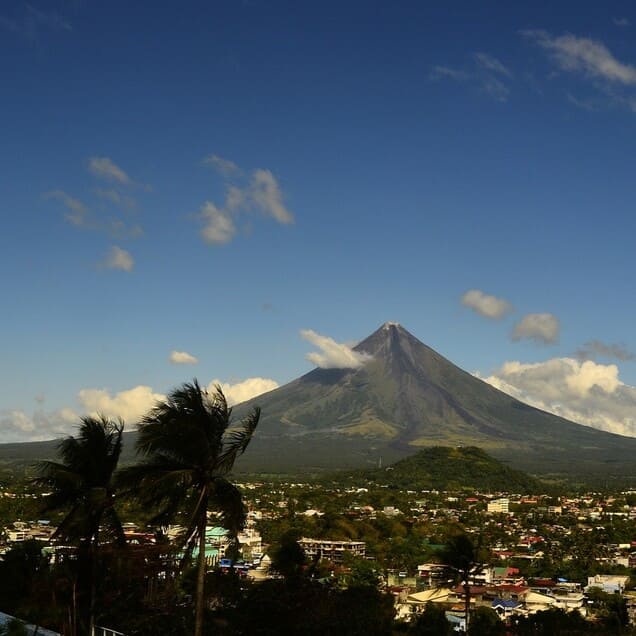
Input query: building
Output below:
<box><xmin>487</xmin><ymin>498</ymin><xmax>510</xmax><ymax>514</ymax></box>
<box><xmin>586</xmin><ymin>574</ymin><xmax>629</xmax><ymax>594</ymax></box>
<box><xmin>298</xmin><ymin>538</ymin><xmax>365</xmax><ymax>562</ymax></box>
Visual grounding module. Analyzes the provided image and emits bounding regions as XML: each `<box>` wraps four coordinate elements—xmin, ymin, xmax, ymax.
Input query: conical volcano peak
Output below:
<box><xmin>229</xmin><ymin>321</ymin><xmax>636</xmax><ymax>476</ymax></box>
<box><xmin>352</xmin><ymin>322</ymin><xmax>433</xmax><ymax>372</ymax></box>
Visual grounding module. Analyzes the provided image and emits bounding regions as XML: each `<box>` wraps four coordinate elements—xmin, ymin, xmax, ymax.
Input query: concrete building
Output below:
<box><xmin>298</xmin><ymin>538</ymin><xmax>365</xmax><ymax>562</ymax></box>
<box><xmin>487</xmin><ymin>498</ymin><xmax>510</xmax><ymax>514</ymax></box>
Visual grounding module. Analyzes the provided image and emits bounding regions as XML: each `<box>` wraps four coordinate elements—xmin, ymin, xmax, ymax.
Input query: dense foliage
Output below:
<box><xmin>359</xmin><ymin>446</ymin><xmax>543</xmax><ymax>493</ymax></box>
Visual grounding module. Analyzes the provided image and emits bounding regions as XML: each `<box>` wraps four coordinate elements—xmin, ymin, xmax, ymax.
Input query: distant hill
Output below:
<box><xmin>358</xmin><ymin>446</ymin><xmax>543</xmax><ymax>493</ymax></box>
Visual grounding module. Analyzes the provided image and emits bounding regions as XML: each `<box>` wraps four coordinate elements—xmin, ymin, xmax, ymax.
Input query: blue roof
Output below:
<box><xmin>492</xmin><ymin>598</ymin><xmax>519</xmax><ymax>609</ymax></box>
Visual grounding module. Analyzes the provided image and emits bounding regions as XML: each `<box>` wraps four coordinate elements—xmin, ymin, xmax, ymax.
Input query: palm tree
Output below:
<box><xmin>120</xmin><ymin>379</ymin><xmax>260</xmax><ymax>636</ymax></box>
<box><xmin>440</xmin><ymin>532</ymin><xmax>482</xmax><ymax>632</ymax></box>
<box><xmin>34</xmin><ymin>415</ymin><xmax>125</xmax><ymax>635</ymax></box>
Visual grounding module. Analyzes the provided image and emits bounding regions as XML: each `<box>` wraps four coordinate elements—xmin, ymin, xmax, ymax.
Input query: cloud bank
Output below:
<box><xmin>207</xmin><ymin>377</ymin><xmax>279</xmax><ymax>406</ymax></box>
<box><xmin>479</xmin><ymin>357</ymin><xmax>636</xmax><ymax>437</ymax></box>
<box><xmin>301</xmin><ymin>329</ymin><xmax>372</xmax><ymax>369</ymax></box>
<box><xmin>512</xmin><ymin>313</ymin><xmax>560</xmax><ymax>344</ymax></box>
<box><xmin>0</xmin><ymin>373</ymin><xmax>280</xmax><ymax>441</ymax></box>
<box><xmin>0</xmin><ymin>407</ymin><xmax>76</xmax><ymax>443</ymax></box>
<box><xmin>78</xmin><ymin>385</ymin><xmax>165</xmax><ymax>423</ymax></box>
<box><xmin>462</xmin><ymin>289</ymin><xmax>513</xmax><ymax>319</ymax></box>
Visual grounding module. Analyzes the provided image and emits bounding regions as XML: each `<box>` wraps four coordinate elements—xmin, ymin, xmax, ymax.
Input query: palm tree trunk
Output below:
<box><xmin>194</xmin><ymin>497</ymin><xmax>208</xmax><ymax>636</ymax></box>
<box><xmin>89</xmin><ymin>539</ymin><xmax>97</xmax><ymax>636</ymax></box>
<box><xmin>464</xmin><ymin>576</ymin><xmax>470</xmax><ymax>633</ymax></box>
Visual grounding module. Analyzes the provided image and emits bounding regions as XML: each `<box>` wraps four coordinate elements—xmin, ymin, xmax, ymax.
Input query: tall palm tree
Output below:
<box><xmin>440</xmin><ymin>532</ymin><xmax>482</xmax><ymax>632</ymax></box>
<box><xmin>34</xmin><ymin>415</ymin><xmax>125</xmax><ymax>635</ymax></box>
<box><xmin>120</xmin><ymin>379</ymin><xmax>260</xmax><ymax>636</ymax></box>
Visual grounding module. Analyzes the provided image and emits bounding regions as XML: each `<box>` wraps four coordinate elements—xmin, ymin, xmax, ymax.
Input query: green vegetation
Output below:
<box><xmin>359</xmin><ymin>446</ymin><xmax>543</xmax><ymax>493</ymax></box>
<box><xmin>33</xmin><ymin>415</ymin><xmax>125</xmax><ymax>634</ymax></box>
<box><xmin>4</xmin><ymin>324</ymin><xmax>636</xmax><ymax>482</ymax></box>
<box><xmin>119</xmin><ymin>380</ymin><xmax>260</xmax><ymax>636</ymax></box>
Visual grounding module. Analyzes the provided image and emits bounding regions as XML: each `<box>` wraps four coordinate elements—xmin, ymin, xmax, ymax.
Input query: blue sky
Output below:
<box><xmin>2</xmin><ymin>0</ymin><xmax>636</xmax><ymax>441</ymax></box>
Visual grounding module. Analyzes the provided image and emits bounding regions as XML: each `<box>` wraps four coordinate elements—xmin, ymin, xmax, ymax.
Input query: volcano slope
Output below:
<box><xmin>234</xmin><ymin>322</ymin><xmax>636</xmax><ymax>478</ymax></box>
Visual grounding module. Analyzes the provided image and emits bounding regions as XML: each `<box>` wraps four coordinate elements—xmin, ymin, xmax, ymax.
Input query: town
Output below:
<box><xmin>1</xmin><ymin>474</ymin><xmax>635</xmax><ymax>635</ymax></box>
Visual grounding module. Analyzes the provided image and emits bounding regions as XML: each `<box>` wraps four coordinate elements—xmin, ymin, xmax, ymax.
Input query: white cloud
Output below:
<box><xmin>78</xmin><ymin>385</ymin><xmax>165</xmax><ymax>423</ymax></box>
<box><xmin>512</xmin><ymin>313</ymin><xmax>560</xmax><ymax>344</ymax></box>
<box><xmin>197</xmin><ymin>156</ymin><xmax>294</xmax><ymax>245</ymax></box>
<box><xmin>46</xmin><ymin>189</ymin><xmax>142</xmax><ymax>238</ymax></box>
<box><xmin>474</xmin><ymin>52</ymin><xmax>513</xmax><ymax>77</ymax></box>
<box><xmin>430</xmin><ymin>65</ymin><xmax>469</xmax><ymax>81</ymax></box>
<box><xmin>300</xmin><ymin>329</ymin><xmax>373</xmax><ymax>369</ymax></box>
<box><xmin>95</xmin><ymin>188</ymin><xmax>137</xmax><ymax>211</ymax></box>
<box><xmin>250</xmin><ymin>169</ymin><xmax>294</xmax><ymax>224</ymax></box>
<box><xmin>102</xmin><ymin>245</ymin><xmax>134</xmax><ymax>272</ymax></box>
<box><xmin>207</xmin><ymin>377</ymin><xmax>279</xmax><ymax>406</ymax></box>
<box><xmin>88</xmin><ymin>157</ymin><xmax>132</xmax><ymax>184</ymax></box>
<box><xmin>523</xmin><ymin>30</ymin><xmax>636</xmax><ymax>85</ymax></box>
<box><xmin>0</xmin><ymin>407</ymin><xmax>76</xmax><ymax>443</ymax></box>
<box><xmin>45</xmin><ymin>190</ymin><xmax>89</xmax><ymax>226</ymax></box>
<box><xmin>200</xmin><ymin>201</ymin><xmax>236</xmax><ymax>244</ymax></box>
<box><xmin>614</xmin><ymin>17</ymin><xmax>631</xmax><ymax>28</ymax></box>
<box><xmin>203</xmin><ymin>154</ymin><xmax>242</xmax><ymax>177</ymax></box>
<box><xmin>461</xmin><ymin>289</ymin><xmax>513</xmax><ymax>319</ymax></box>
<box><xmin>478</xmin><ymin>357</ymin><xmax>636</xmax><ymax>437</ymax></box>
<box><xmin>431</xmin><ymin>52</ymin><xmax>512</xmax><ymax>102</ymax></box>
<box><xmin>169</xmin><ymin>350</ymin><xmax>199</xmax><ymax>365</ymax></box>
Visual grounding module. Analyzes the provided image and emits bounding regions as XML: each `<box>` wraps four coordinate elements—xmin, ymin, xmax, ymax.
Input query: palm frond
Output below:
<box><xmin>33</xmin><ymin>415</ymin><xmax>124</xmax><ymax>545</ymax></box>
<box><xmin>209</xmin><ymin>478</ymin><xmax>247</xmax><ymax>537</ymax></box>
<box><xmin>216</xmin><ymin>406</ymin><xmax>260</xmax><ymax>474</ymax></box>
<box><xmin>136</xmin><ymin>380</ymin><xmax>228</xmax><ymax>468</ymax></box>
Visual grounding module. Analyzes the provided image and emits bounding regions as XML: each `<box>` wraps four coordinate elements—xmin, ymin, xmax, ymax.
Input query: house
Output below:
<box><xmin>586</xmin><ymin>574</ymin><xmax>629</xmax><ymax>594</ymax></box>
<box><xmin>492</xmin><ymin>598</ymin><xmax>520</xmax><ymax>617</ymax></box>
<box><xmin>524</xmin><ymin>591</ymin><xmax>557</xmax><ymax>613</ymax></box>
<box><xmin>298</xmin><ymin>538</ymin><xmax>365</xmax><ymax>562</ymax></box>
<box><xmin>406</xmin><ymin>587</ymin><xmax>452</xmax><ymax>605</ymax></box>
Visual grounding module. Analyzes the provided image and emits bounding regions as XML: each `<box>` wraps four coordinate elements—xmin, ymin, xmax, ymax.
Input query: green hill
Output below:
<box><xmin>361</xmin><ymin>446</ymin><xmax>543</xmax><ymax>492</ymax></box>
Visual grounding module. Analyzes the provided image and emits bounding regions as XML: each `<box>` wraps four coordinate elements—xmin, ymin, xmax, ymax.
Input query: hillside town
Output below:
<box><xmin>1</xmin><ymin>476</ymin><xmax>635</xmax><ymax>634</ymax></box>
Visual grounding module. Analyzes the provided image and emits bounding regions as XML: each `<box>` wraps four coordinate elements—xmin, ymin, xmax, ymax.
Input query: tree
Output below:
<box><xmin>34</xmin><ymin>415</ymin><xmax>125</xmax><ymax>635</ymax></box>
<box><xmin>440</xmin><ymin>532</ymin><xmax>482</xmax><ymax>632</ymax></box>
<box><xmin>120</xmin><ymin>380</ymin><xmax>260</xmax><ymax>636</ymax></box>
<box><xmin>408</xmin><ymin>602</ymin><xmax>451</xmax><ymax>635</ymax></box>
<box><xmin>467</xmin><ymin>606</ymin><xmax>504</xmax><ymax>636</ymax></box>
<box><xmin>270</xmin><ymin>530</ymin><xmax>307</xmax><ymax>579</ymax></box>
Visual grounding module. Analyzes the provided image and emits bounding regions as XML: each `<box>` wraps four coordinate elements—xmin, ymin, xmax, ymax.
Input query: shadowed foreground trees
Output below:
<box><xmin>34</xmin><ymin>415</ymin><xmax>125</xmax><ymax>635</ymax></box>
<box><xmin>120</xmin><ymin>380</ymin><xmax>260</xmax><ymax>636</ymax></box>
<box><xmin>408</xmin><ymin>602</ymin><xmax>451</xmax><ymax>635</ymax></box>
<box><xmin>232</xmin><ymin>577</ymin><xmax>395</xmax><ymax>636</ymax></box>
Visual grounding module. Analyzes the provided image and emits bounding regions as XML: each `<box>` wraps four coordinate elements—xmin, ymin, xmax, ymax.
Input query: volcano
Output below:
<box><xmin>236</xmin><ymin>322</ymin><xmax>636</xmax><ymax>476</ymax></box>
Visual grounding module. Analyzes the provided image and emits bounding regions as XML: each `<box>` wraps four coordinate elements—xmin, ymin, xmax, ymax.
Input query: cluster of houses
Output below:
<box><xmin>1</xmin><ymin>483</ymin><xmax>635</xmax><ymax>630</ymax></box>
<box><xmin>395</xmin><ymin>568</ymin><xmax>632</xmax><ymax>625</ymax></box>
